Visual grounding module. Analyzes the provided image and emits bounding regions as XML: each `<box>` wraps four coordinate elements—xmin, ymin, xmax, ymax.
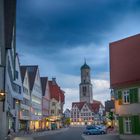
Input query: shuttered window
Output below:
<box><xmin>122</xmin><ymin>90</ymin><xmax>130</xmax><ymax>104</ymax></box>
<box><xmin>124</xmin><ymin>117</ymin><xmax>132</xmax><ymax>134</ymax></box>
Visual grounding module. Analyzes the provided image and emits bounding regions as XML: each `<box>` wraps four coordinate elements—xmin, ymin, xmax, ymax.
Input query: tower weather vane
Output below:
<box><xmin>84</xmin><ymin>58</ymin><xmax>86</xmax><ymax>64</ymax></box>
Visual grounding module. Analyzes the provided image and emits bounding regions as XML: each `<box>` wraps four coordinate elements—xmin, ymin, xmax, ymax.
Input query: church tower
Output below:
<box><xmin>79</xmin><ymin>61</ymin><xmax>93</xmax><ymax>103</ymax></box>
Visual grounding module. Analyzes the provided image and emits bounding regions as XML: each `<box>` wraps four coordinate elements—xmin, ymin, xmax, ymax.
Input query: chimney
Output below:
<box><xmin>52</xmin><ymin>77</ymin><xmax>56</xmax><ymax>85</ymax></box>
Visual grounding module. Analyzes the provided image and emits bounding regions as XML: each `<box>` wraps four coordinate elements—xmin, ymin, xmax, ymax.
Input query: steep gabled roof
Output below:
<box><xmin>93</xmin><ymin>100</ymin><xmax>104</xmax><ymax>108</ymax></box>
<box><xmin>60</xmin><ymin>89</ymin><xmax>65</xmax><ymax>103</ymax></box>
<box><xmin>48</xmin><ymin>79</ymin><xmax>65</xmax><ymax>103</ymax></box>
<box><xmin>20</xmin><ymin>66</ymin><xmax>27</xmax><ymax>83</ymax></box>
<box><xmin>90</xmin><ymin>101</ymin><xmax>104</xmax><ymax>114</ymax></box>
<box><xmin>21</xmin><ymin>65</ymin><xmax>38</xmax><ymax>91</ymax></box>
<box><xmin>41</xmin><ymin>77</ymin><xmax>48</xmax><ymax>96</ymax></box>
<box><xmin>49</xmin><ymin>81</ymin><xmax>60</xmax><ymax>101</ymax></box>
<box><xmin>72</xmin><ymin>100</ymin><xmax>104</xmax><ymax>114</ymax></box>
<box><xmin>72</xmin><ymin>102</ymin><xmax>86</xmax><ymax>110</ymax></box>
<box><xmin>90</xmin><ymin>102</ymin><xmax>100</xmax><ymax>113</ymax></box>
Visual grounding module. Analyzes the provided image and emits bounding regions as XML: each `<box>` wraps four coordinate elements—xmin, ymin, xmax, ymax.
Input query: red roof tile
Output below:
<box><xmin>49</xmin><ymin>80</ymin><xmax>65</xmax><ymax>103</ymax></box>
<box><xmin>90</xmin><ymin>103</ymin><xmax>100</xmax><ymax>113</ymax></box>
<box><xmin>72</xmin><ymin>102</ymin><xmax>86</xmax><ymax>110</ymax></box>
<box><xmin>72</xmin><ymin>100</ymin><xmax>104</xmax><ymax>114</ymax></box>
<box><xmin>49</xmin><ymin>81</ymin><xmax>59</xmax><ymax>101</ymax></box>
<box><xmin>60</xmin><ymin>90</ymin><xmax>65</xmax><ymax>103</ymax></box>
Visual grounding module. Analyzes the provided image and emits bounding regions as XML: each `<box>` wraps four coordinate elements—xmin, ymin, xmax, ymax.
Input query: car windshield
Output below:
<box><xmin>86</xmin><ymin>126</ymin><xmax>95</xmax><ymax>129</ymax></box>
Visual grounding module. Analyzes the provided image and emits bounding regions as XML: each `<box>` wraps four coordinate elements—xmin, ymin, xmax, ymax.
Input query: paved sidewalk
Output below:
<box><xmin>82</xmin><ymin>134</ymin><xmax>120</xmax><ymax>140</ymax></box>
<box><xmin>13</xmin><ymin>128</ymin><xmax>69</xmax><ymax>140</ymax></box>
<box><xmin>120</xmin><ymin>134</ymin><xmax>140</xmax><ymax>140</ymax></box>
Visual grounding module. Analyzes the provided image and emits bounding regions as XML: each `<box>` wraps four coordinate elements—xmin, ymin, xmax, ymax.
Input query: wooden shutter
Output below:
<box><xmin>130</xmin><ymin>88</ymin><xmax>138</xmax><ymax>103</ymax></box>
<box><xmin>118</xmin><ymin>116</ymin><xmax>124</xmax><ymax>134</ymax></box>
<box><xmin>131</xmin><ymin>115</ymin><xmax>140</xmax><ymax>134</ymax></box>
<box><xmin>118</xmin><ymin>91</ymin><xmax>122</xmax><ymax>99</ymax></box>
<box><xmin>133</xmin><ymin>88</ymin><xmax>138</xmax><ymax>103</ymax></box>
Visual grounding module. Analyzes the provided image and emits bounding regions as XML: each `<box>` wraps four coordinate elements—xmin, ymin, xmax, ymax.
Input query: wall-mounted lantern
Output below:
<box><xmin>0</xmin><ymin>90</ymin><xmax>6</xmax><ymax>101</ymax></box>
<box><xmin>15</xmin><ymin>100</ymin><xmax>19</xmax><ymax>104</ymax></box>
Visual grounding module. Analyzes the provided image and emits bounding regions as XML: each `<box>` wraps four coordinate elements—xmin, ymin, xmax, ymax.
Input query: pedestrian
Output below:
<box><xmin>5</xmin><ymin>129</ymin><xmax>12</xmax><ymax>140</ymax></box>
<box><xmin>26</xmin><ymin>127</ymin><xmax>29</xmax><ymax>134</ymax></box>
<box><xmin>34</xmin><ymin>126</ymin><xmax>36</xmax><ymax>132</ymax></box>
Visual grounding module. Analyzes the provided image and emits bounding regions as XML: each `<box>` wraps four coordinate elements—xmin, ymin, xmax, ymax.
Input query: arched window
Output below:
<box><xmin>83</xmin><ymin>86</ymin><xmax>87</xmax><ymax>96</ymax></box>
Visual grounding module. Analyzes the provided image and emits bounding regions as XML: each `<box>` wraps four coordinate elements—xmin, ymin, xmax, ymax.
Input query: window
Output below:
<box><xmin>124</xmin><ymin>117</ymin><xmax>132</xmax><ymax>134</ymax></box>
<box><xmin>51</xmin><ymin>110</ymin><xmax>54</xmax><ymax>114</ymax></box>
<box><xmin>23</xmin><ymin>87</ymin><xmax>28</xmax><ymax>95</ymax></box>
<box><xmin>123</xmin><ymin>90</ymin><xmax>130</xmax><ymax>104</ymax></box>
<box><xmin>15</xmin><ymin>70</ymin><xmax>18</xmax><ymax>79</ymax></box>
<box><xmin>13</xmin><ymin>83</ymin><xmax>21</xmax><ymax>94</ymax></box>
<box><xmin>22</xmin><ymin>98</ymin><xmax>30</xmax><ymax>106</ymax></box>
<box><xmin>52</xmin><ymin>102</ymin><xmax>56</xmax><ymax>106</ymax></box>
<box><xmin>83</xmin><ymin>86</ymin><xmax>86</xmax><ymax>93</ymax></box>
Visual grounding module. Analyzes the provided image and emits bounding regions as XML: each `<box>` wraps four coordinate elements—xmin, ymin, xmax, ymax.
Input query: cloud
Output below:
<box><xmin>63</xmin><ymin>79</ymin><xmax>110</xmax><ymax>110</ymax></box>
<box><xmin>17</xmin><ymin>0</ymin><xmax>140</xmax><ymax>51</ymax></box>
<box><xmin>18</xmin><ymin>51</ymin><xmax>110</xmax><ymax>110</ymax></box>
<box><xmin>63</xmin><ymin>88</ymin><xmax>79</xmax><ymax>110</ymax></box>
<box><xmin>17</xmin><ymin>0</ymin><xmax>140</xmax><ymax>110</ymax></box>
<box><xmin>17</xmin><ymin>42</ymin><xmax>109</xmax><ymax>77</ymax></box>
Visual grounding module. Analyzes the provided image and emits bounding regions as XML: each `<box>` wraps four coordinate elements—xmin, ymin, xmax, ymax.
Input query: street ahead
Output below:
<box><xmin>34</xmin><ymin>127</ymin><xmax>84</xmax><ymax>140</ymax></box>
<box><xmin>33</xmin><ymin>127</ymin><xmax>120</xmax><ymax>140</ymax></box>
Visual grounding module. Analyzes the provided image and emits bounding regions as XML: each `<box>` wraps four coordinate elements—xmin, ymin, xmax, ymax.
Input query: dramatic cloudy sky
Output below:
<box><xmin>16</xmin><ymin>0</ymin><xmax>140</xmax><ymax>110</ymax></box>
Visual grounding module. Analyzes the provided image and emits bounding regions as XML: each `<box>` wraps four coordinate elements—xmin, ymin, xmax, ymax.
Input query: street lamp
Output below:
<box><xmin>0</xmin><ymin>90</ymin><xmax>5</xmax><ymax>101</ymax></box>
<box><xmin>0</xmin><ymin>90</ymin><xmax>6</xmax><ymax>112</ymax></box>
<box><xmin>15</xmin><ymin>100</ymin><xmax>19</xmax><ymax>104</ymax></box>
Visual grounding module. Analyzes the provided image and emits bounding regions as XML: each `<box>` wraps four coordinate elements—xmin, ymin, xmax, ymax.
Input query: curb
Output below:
<box><xmin>14</xmin><ymin>128</ymin><xmax>69</xmax><ymax>140</ymax></box>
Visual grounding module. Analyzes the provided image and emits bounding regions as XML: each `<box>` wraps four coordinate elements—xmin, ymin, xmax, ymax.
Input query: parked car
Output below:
<box><xmin>95</xmin><ymin>125</ymin><xmax>107</xmax><ymax>134</ymax></box>
<box><xmin>83</xmin><ymin>126</ymin><xmax>106</xmax><ymax>135</ymax></box>
<box><xmin>86</xmin><ymin>125</ymin><xmax>96</xmax><ymax>130</ymax></box>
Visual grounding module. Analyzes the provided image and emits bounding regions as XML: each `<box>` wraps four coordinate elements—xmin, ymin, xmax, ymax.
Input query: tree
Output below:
<box><xmin>108</xmin><ymin>112</ymin><xmax>114</xmax><ymax>120</ymax></box>
<box><xmin>64</xmin><ymin>118</ymin><xmax>71</xmax><ymax>125</ymax></box>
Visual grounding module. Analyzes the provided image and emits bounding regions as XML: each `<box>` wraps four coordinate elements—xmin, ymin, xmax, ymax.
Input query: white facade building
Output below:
<box><xmin>64</xmin><ymin>109</ymin><xmax>71</xmax><ymax>118</ymax></box>
<box><xmin>11</xmin><ymin>54</ymin><xmax>23</xmax><ymax>132</ymax></box>
<box><xmin>20</xmin><ymin>66</ymin><xmax>31</xmax><ymax>130</ymax></box>
<box><xmin>25</xmin><ymin>66</ymin><xmax>42</xmax><ymax>130</ymax></box>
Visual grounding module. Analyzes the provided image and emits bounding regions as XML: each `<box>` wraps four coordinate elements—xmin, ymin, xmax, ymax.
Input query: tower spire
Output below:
<box><xmin>84</xmin><ymin>58</ymin><xmax>86</xmax><ymax>64</ymax></box>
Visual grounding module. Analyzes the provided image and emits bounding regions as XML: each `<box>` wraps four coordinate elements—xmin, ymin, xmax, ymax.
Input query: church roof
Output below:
<box><xmin>72</xmin><ymin>101</ymin><xmax>104</xmax><ymax>114</ymax></box>
<box><xmin>72</xmin><ymin>102</ymin><xmax>86</xmax><ymax>110</ymax></box>
<box><xmin>81</xmin><ymin>62</ymin><xmax>90</xmax><ymax>69</ymax></box>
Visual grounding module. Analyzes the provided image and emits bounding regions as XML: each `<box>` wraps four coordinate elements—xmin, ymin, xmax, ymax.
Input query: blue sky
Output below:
<box><xmin>16</xmin><ymin>0</ymin><xmax>140</xmax><ymax>110</ymax></box>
